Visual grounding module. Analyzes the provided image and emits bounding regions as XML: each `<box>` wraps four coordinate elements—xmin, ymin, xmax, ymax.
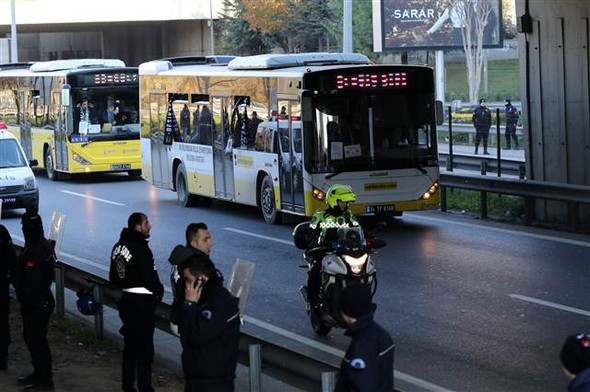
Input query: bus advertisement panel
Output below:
<box><xmin>139</xmin><ymin>53</ymin><xmax>440</xmax><ymax>224</ymax></box>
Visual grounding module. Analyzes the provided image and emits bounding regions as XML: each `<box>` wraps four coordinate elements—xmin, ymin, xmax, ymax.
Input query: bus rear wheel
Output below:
<box><xmin>44</xmin><ymin>148</ymin><xmax>59</xmax><ymax>181</ymax></box>
<box><xmin>259</xmin><ymin>175</ymin><xmax>282</xmax><ymax>224</ymax></box>
<box><xmin>176</xmin><ymin>163</ymin><xmax>197</xmax><ymax>207</ymax></box>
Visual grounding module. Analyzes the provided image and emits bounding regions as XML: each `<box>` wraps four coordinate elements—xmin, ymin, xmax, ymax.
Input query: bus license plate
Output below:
<box><xmin>366</xmin><ymin>204</ymin><xmax>395</xmax><ymax>213</ymax></box>
<box><xmin>110</xmin><ymin>164</ymin><xmax>131</xmax><ymax>170</ymax></box>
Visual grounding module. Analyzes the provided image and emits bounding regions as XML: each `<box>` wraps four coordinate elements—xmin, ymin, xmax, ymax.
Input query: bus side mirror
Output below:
<box><xmin>435</xmin><ymin>100</ymin><xmax>444</xmax><ymax>126</ymax></box>
<box><xmin>61</xmin><ymin>84</ymin><xmax>71</xmax><ymax>107</ymax></box>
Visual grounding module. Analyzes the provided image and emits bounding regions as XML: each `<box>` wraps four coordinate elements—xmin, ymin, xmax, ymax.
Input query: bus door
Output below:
<box><xmin>149</xmin><ymin>93</ymin><xmax>171</xmax><ymax>188</ymax></box>
<box><xmin>53</xmin><ymin>91</ymin><xmax>68</xmax><ymax>171</ymax></box>
<box><xmin>278</xmin><ymin>99</ymin><xmax>304</xmax><ymax>213</ymax></box>
<box><xmin>211</xmin><ymin>96</ymin><xmax>235</xmax><ymax>199</ymax></box>
<box><xmin>17</xmin><ymin>90</ymin><xmax>33</xmax><ymax>159</ymax></box>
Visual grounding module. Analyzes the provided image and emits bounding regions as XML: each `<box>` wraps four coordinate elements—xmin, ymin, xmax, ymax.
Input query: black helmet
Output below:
<box><xmin>76</xmin><ymin>287</ymin><xmax>102</xmax><ymax>316</ymax></box>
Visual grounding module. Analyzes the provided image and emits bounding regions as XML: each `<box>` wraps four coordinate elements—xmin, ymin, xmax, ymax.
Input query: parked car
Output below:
<box><xmin>0</xmin><ymin>129</ymin><xmax>39</xmax><ymax>212</ymax></box>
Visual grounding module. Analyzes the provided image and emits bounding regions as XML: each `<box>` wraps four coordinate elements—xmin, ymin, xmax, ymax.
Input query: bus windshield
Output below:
<box><xmin>306</xmin><ymin>92</ymin><xmax>437</xmax><ymax>173</ymax></box>
<box><xmin>71</xmin><ymin>86</ymin><xmax>139</xmax><ymax>142</ymax></box>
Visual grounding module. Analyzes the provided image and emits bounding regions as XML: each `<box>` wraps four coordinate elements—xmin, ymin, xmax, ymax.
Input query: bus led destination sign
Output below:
<box><xmin>93</xmin><ymin>73</ymin><xmax>138</xmax><ymax>85</ymax></box>
<box><xmin>336</xmin><ymin>72</ymin><xmax>407</xmax><ymax>90</ymax></box>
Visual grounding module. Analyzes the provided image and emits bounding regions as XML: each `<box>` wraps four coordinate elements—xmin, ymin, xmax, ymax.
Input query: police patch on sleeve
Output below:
<box><xmin>349</xmin><ymin>358</ymin><xmax>366</xmax><ymax>369</ymax></box>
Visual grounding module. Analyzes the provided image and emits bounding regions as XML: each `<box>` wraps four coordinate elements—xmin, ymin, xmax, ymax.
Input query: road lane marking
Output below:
<box><xmin>510</xmin><ymin>294</ymin><xmax>590</xmax><ymax>317</ymax></box>
<box><xmin>61</xmin><ymin>190</ymin><xmax>125</xmax><ymax>206</ymax></box>
<box><xmin>408</xmin><ymin>214</ymin><xmax>590</xmax><ymax>248</ymax></box>
<box><xmin>224</xmin><ymin>227</ymin><xmax>292</xmax><ymax>245</ymax></box>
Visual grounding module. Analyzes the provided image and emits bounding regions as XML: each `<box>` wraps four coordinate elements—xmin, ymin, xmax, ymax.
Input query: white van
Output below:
<box><xmin>0</xmin><ymin>129</ymin><xmax>39</xmax><ymax>212</ymax></box>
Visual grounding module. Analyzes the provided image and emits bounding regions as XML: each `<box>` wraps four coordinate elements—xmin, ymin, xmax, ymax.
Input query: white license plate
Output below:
<box><xmin>110</xmin><ymin>164</ymin><xmax>131</xmax><ymax>170</ymax></box>
<box><xmin>366</xmin><ymin>204</ymin><xmax>395</xmax><ymax>213</ymax></box>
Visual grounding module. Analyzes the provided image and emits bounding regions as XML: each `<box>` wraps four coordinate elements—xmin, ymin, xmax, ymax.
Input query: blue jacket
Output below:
<box><xmin>335</xmin><ymin>314</ymin><xmax>395</xmax><ymax>392</ymax></box>
<box><xmin>569</xmin><ymin>368</ymin><xmax>590</xmax><ymax>392</ymax></box>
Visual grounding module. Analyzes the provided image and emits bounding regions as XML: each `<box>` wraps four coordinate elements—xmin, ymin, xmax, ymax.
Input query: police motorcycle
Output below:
<box><xmin>293</xmin><ymin>222</ymin><xmax>386</xmax><ymax>335</ymax></box>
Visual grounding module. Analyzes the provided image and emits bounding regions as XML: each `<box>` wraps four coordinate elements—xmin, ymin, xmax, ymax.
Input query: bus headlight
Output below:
<box><xmin>312</xmin><ymin>186</ymin><xmax>326</xmax><ymax>202</ymax></box>
<box><xmin>73</xmin><ymin>153</ymin><xmax>91</xmax><ymax>165</ymax></box>
<box><xmin>422</xmin><ymin>180</ymin><xmax>440</xmax><ymax>199</ymax></box>
<box><xmin>343</xmin><ymin>254</ymin><xmax>368</xmax><ymax>274</ymax></box>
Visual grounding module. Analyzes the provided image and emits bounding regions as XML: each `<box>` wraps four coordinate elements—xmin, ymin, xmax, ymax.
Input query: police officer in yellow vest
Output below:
<box><xmin>307</xmin><ymin>184</ymin><xmax>360</xmax><ymax>308</ymax></box>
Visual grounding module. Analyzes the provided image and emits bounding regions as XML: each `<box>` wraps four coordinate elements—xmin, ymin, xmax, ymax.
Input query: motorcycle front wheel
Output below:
<box><xmin>310</xmin><ymin>308</ymin><xmax>332</xmax><ymax>336</ymax></box>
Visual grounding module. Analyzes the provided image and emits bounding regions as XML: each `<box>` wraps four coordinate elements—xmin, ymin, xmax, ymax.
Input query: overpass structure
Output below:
<box><xmin>0</xmin><ymin>0</ymin><xmax>588</xmax><ymax>229</ymax></box>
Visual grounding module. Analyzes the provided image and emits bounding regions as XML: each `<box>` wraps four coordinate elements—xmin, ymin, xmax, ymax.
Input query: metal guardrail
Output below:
<box><xmin>12</xmin><ymin>244</ymin><xmax>340</xmax><ymax>392</ymax></box>
<box><xmin>439</xmin><ymin>172</ymin><xmax>590</xmax><ymax>231</ymax></box>
<box><xmin>54</xmin><ymin>260</ymin><xmax>339</xmax><ymax>391</ymax></box>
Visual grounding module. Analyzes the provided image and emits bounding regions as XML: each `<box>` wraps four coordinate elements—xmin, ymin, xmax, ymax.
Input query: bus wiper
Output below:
<box><xmin>81</xmin><ymin>139</ymin><xmax>94</xmax><ymax>147</ymax></box>
<box><xmin>415</xmin><ymin>163</ymin><xmax>427</xmax><ymax>174</ymax></box>
<box><xmin>325</xmin><ymin>168</ymin><xmax>345</xmax><ymax>180</ymax></box>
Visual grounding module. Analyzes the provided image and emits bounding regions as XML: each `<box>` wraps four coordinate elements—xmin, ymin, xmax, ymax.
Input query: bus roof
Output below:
<box><xmin>227</xmin><ymin>53</ymin><xmax>370</xmax><ymax>70</ymax></box>
<box><xmin>139</xmin><ymin>52</ymin><xmax>373</xmax><ymax>77</ymax></box>
<box><xmin>29</xmin><ymin>59</ymin><xmax>125</xmax><ymax>72</ymax></box>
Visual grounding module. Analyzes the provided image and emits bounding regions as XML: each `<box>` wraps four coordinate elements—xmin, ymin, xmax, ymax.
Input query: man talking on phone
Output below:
<box><xmin>179</xmin><ymin>255</ymin><xmax>240</xmax><ymax>392</ymax></box>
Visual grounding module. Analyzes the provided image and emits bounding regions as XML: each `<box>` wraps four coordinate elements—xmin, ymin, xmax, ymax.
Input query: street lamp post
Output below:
<box><xmin>10</xmin><ymin>0</ymin><xmax>18</xmax><ymax>62</ymax></box>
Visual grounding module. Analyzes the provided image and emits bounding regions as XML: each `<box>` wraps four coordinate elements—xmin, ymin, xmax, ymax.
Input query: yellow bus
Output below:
<box><xmin>0</xmin><ymin>59</ymin><xmax>140</xmax><ymax>180</ymax></box>
<box><xmin>139</xmin><ymin>53</ymin><xmax>442</xmax><ymax>224</ymax></box>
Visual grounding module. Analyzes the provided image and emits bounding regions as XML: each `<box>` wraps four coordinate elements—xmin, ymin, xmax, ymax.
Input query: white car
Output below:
<box><xmin>0</xmin><ymin>128</ymin><xmax>39</xmax><ymax>211</ymax></box>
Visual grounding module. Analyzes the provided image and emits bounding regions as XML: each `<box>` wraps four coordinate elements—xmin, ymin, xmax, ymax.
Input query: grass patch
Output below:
<box><xmin>446</xmin><ymin>59</ymin><xmax>520</xmax><ymax>102</ymax></box>
<box><xmin>446</xmin><ymin>188</ymin><xmax>526</xmax><ymax>221</ymax></box>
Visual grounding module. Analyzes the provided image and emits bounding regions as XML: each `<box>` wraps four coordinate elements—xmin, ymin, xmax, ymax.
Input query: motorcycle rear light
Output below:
<box><xmin>343</xmin><ymin>254</ymin><xmax>368</xmax><ymax>274</ymax></box>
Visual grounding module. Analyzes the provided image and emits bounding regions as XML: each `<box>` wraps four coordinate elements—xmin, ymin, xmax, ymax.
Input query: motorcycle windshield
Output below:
<box><xmin>334</xmin><ymin>227</ymin><xmax>367</xmax><ymax>253</ymax></box>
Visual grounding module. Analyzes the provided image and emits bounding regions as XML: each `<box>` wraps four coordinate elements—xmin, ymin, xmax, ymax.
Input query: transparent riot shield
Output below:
<box><xmin>48</xmin><ymin>210</ymin><xmax>67</xmax><ymax>257</ymax></box>
<box><xmin>227</xmin><ymin>258</ymin><xmax>256</xmax><ymax>314</ymax></box>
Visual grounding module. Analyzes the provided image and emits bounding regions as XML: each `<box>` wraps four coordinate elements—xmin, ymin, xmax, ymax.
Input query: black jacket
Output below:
<box><xmin>179</xmin><ymin>280</ymin><xmax>240</xmax><ymax>388</ymax></box>
<box><xmin>109</xmin><ymin>228</ymin><xmax>164</xmax><ymax>300</ymax></box>
<box><xmin>335</xmin><ymin>314</ymin><xmax>395</xmax><ymax>392</ymax></box>
<box><xmin>13</xmin><ymin>235</ymin><xmax>55</xmax><ymax>310</ymax></box>
<box><xmin>472</xmin><ymin>105</ymin><xmax>492</xmax><ymax>132</ymax></box>
<box><xmin>0</xmin><ymin>224</ymin><xmax>17</xmax><ymax>289</ymax></box>
<box><xmin>168</xmin><ymin>245</ymin><xmax>213</xmax><ymax>326</ymax></box>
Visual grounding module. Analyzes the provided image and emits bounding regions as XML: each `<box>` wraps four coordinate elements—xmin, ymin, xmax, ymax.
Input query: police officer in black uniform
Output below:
<box><xmin>335</xmin><ymin>284</ymin><xmax>394</xmax><ymax>392</ymax></box>
<box><xmin>13</xmin><ymin>210</ymin><xmax>56</xmax><ymax>391</ymax></box>
<box><xmin>110</xmin><ymin>212</ymin><xmax>164</xmax><ymax>392</ymax></box>
<box><xmin>0</xmin><ymin>224</ymin><xmax>17</xmax><ymax>370</ymax></box>
<box><xmin>179</xmin><ymin>255</ymin><xmax>240</xmax><ymax>392</ymax></box>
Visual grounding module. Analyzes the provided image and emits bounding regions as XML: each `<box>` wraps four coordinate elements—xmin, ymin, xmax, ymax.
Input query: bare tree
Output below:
<box><xmin>450</xmin><ymin>0</ymin><xmax>493</xmax><ymax>103</ymax></box>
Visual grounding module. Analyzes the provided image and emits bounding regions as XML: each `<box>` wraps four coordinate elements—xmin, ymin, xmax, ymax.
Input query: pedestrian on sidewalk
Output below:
<box><xmin>179</xmin><ymin>255</ymin><xmax>240</xmax><ymax>392</ymax></box>
<box><xmin>0</xmin><ymin>224</ymin><xmax>17</xmax><ymax>370</ymax></box>
<box><xmin>110</xmin><ymin>212</ymin><xmax>164</xmax><ymax>392</ymax></box>
<box><xmin>335</xmin><ymin>284</ymin><xmax>394</xmax><ymax>392</ymax></box>
<box><xmin>13</xmin><ymin>210</ymin><xmax>57</xmax><ymax>391</ymax></box>
<box><xmin>472</xmin><ymin>98</ymin><xmax>492</xmax><ymax>155</ymax></box>
<box><xmin>504</xmin><ymin>99</ymin><xmax>520</xmax><ymax>150</ymax></box>
<box><xmin>168</xmin><ymin>222</ymin><xmax>215</xmax><ymax>336</ymax></box>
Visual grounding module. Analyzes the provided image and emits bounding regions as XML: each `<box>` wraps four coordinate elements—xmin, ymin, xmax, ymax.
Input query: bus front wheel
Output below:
<box><xmin>176</xmin><ymin>164</ymin><xmax>197</xmax><ymax>207</ymax></box>
<box><xmin>44</xmin><ymin>148</ymin><xmax>59</xmax><ymax>181</ymax></box>
<box><xmin>259</xmin><ymin>176</ymin><xmax>282</xmax><ymax>224</ymax></box>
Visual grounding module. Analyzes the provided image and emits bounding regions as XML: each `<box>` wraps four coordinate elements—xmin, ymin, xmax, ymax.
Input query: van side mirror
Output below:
<box><xmin>29</xmin><ymin>159</ymin><xmax>39</xmax><ymax>167</ymax></box>
<box><xmin>435</xmin><ymin>100</ymin><xmax>444</xmax><ymax>126</ymax></box>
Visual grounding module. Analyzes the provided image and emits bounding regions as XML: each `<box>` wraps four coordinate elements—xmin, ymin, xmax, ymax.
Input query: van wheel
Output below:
<box><xmin>44</xmin><ymin>148</ymin><xmax>59</xmax><ymax>181</ymax></box>
<box><xmin>259</xmin><ymin>175</ymin><xmax>282</xmax><ymax>224</ymax></box>
<box><xmin>176</xmin><ymin>163</ymin><xmax>197</xmax><ymax>207</ymax></box>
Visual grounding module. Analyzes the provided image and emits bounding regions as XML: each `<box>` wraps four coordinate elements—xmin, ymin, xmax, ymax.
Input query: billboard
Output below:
<box><xmin>373</xmin><ymin>0</ymin><xmax>503</xmax><ymax>52</ymax></box>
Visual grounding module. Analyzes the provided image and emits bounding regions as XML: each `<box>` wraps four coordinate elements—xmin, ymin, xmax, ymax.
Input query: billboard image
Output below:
<box><xmin>373</xmin><ymin>0</ymin><xmax>503</xmax><ymax>52</ymax></box>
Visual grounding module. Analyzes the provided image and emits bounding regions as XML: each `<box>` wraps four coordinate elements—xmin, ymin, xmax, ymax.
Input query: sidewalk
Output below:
<box><xmin>0</xmin><ymin>293</ymin><xmax>303</xmax><ymax>392</ymax></box>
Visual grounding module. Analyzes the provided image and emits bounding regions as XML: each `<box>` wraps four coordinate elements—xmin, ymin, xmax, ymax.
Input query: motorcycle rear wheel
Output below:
<box><xmin>310</xmin><ymin>309</ymin><xmax>332</xmax><ymax>336</ymax></box>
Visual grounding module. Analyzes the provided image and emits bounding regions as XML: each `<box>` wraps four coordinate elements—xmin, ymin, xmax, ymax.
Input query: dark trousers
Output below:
<box><xmin>0</xmin><ymin>285</ymin><xmax>10</xmax><ymax>365</ymax></box>
<box><xmin>21</xmin><ymin>296</ymin><xmax>54</xmax><ymax>384</ymax></box>
<box><xmin>119</xmin><ymin>292</ymin><xmax>157</xmax><ymax>392</ymax></box>
<box><xmin>505</xmin><ymin>123</ymin><xmax>518</xmax><ymax>149</ymax></box>
<box><xmin>474</xmin><ymin>130</ymin><xmax>489</xmax><ymax>153</ymax></box>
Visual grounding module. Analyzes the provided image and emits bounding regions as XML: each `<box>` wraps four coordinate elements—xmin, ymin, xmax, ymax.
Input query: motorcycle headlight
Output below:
<box><xmin>342</xmin><ymin>254</ymin><xmax>368</xmax><ymax>274</ymax></box>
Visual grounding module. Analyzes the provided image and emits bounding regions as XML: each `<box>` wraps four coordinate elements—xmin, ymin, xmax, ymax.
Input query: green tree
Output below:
<box><xmin>327</xmin><ymin>0</ymin><xmax>377</xmax><ymax>60</ymax></box>
<box><xmin>218</xmin><ymin>0</ymin><xmax>275</xmax><ymax>55</ymax></box>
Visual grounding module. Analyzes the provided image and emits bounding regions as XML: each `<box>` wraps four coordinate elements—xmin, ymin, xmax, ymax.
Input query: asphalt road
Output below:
<box><xmin>1</xmin><ymin>170</ymin><xmax>589</xmax><ymax>392</ymax></box>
